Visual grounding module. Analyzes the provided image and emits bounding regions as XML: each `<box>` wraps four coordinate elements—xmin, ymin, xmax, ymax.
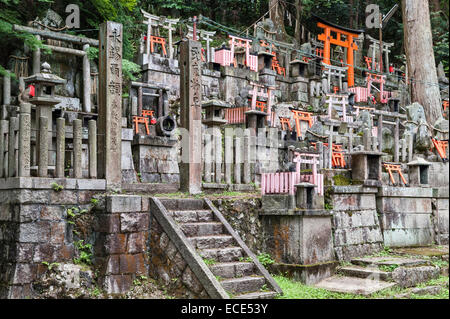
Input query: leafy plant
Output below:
<box><xmin>41</xmin><ymin>261</ymin><xmax>60</xmax><ymax>271</ymax></box>
<box><xmin>203</xmin><ymin>258</ymin><xmax>217</xmax><ymax>266</ymax></box>
<box><xmin>51</xmin><ymin>182</ymin><xmax>64</xmax><ymax>192</ymax></box>
<box><xmin>73</xmin><ymin>240</ymin><xmax>93</xmax><ymax>265</ymax></box>
<box><xmin>257</xmin><ymin>253</ymin><xmax>275</xmax><ymax>268</ymax></box>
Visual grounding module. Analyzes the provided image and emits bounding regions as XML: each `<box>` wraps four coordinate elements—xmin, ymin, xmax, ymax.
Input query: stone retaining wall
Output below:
<box><xmin>329</xmin><ymin>186</ymin><xmax>384</xmax><ymax>261</ymax></box>
<box><xmin>377</xmin><ymin>187</ymin><xmax>434</xmax><ymax>247</ymax></box>
<box><xmin>212</xmin><ymin>197</ymin><xmax>264</xmax><ymax>254</ymax></box>
<box><xmin>433</xmin><ymin>187</ymin><xmax>449</xmax><ymax>245</ymax></box>
<box><xmin>0</xmin><ymin>177</ymin><xmax>106</xmax><ymax>298</ymax></box>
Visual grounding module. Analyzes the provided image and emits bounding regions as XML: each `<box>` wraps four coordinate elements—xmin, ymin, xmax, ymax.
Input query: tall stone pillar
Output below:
<box><xmin>98</xmin><ymin>21</ymin><xmax>123</xmax><ymax>190</ymax></box>
<box><xmin>179</xmin><ymin>40</ymin><xmax>202</xmax><ymax>194</ymax></box>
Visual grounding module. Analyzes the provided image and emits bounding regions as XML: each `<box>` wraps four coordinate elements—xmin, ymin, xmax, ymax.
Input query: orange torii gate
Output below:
<box><xmin>316</xmin><ymin>18</ymin><xmax>363</xmax><ymax>87</ymax></box>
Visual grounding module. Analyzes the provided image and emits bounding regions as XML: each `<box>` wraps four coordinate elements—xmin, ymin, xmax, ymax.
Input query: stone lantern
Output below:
<box><xmin>290</xmin><ymin>59</ymin><xmax>308</xmax><ymax>78</ymax></box>
<box><xmin>23</xmin><ymin>62</ymin><xmax>66</xmax><ymax>160</ymax></box>
<box><xmin>407</xmin><ymin>157</ymin><xmax>431</xmax><ymax>186</ymax></box>
<box><xmin>202</xmin><ymin>92</ymin><xmax>230</xmax><ymax>127</ymax></box>
<box><xmin>257</xmin><ymin>51</ymin><xmax>275</xmax><ymax>72</ymax></box>
<box><xmin>24</xmin><ymin>62</ymin><xmax>66</xmax><ymax>136</ymax></box>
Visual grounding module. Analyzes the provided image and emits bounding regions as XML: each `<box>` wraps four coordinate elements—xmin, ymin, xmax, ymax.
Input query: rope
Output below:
<box><xmin>31</xmin><ymin>20</ymin><xmax>69</xmax><ymax>32</ymax></box>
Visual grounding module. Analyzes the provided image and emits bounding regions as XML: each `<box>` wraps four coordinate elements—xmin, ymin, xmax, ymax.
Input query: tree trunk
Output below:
<box><xmin>269</xmin><ymin>0</ymin><xmax>287</xmax><ymax>41</ymax></box>
<box><xmin>402</xmin><ymin>0</ymin><xmax>442</xmax><ymax>124</ymax></box>
<box><xmin>294</xmin><ymin>0</ymin><xmax>302</xmax><ymax>41</ymax></box>
<box><xmin>349</xmin><ymin>0</ymin><xmax>354</xmax><ymax>28</ymax></box>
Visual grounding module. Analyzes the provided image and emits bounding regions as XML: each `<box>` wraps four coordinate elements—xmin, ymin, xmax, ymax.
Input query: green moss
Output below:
<box><xmin>332</xmin><ymin>174</ymin><xmax>352</xmax><ymax>186</ymax></box>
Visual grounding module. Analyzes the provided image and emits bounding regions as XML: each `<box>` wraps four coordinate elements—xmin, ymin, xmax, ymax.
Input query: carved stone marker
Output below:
<box><xmin>98</xmin><ymin>21</ymin><xmax>123</xmax><ymax>190</ymax></box>
<box><xmin>179</xmin><ymin>39</ymin><xmax>202</xmax><ymax>194</ymax></box>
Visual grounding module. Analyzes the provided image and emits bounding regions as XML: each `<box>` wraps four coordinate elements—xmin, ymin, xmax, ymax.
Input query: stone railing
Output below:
<box><xmin>0</xmin><ymin>103</ymin><xmax>98</xmax><ymax>179</ymax></box>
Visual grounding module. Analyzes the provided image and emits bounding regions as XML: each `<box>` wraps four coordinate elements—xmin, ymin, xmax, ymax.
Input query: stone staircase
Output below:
<box><xmin>315</xmin><ymin>255</ymin><xmax>440</xmax><ymax>295</ymax></box>
<box><xmin>153</xmin><ymin>197</ymin><xmax>282</xmax><ymax>299</ymax></box>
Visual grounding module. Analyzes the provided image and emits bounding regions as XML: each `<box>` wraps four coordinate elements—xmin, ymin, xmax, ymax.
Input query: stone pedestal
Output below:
<box><xmin>260</xmin><ymin>209</ymin><xmax>336</xmax><ymax>285</ymax></box>
<box><xmin>290</xmin><ymin>60</ymin><xmax>308</xmax><ymax>78</ymax></box>
<box><xmin>132</xmin><ymin>135</ymin><xmax>179</xmax><ymax>184</ymax></box>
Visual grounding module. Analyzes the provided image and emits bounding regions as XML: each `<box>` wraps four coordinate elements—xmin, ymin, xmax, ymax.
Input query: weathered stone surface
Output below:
<box><xmin>107</xmin><ymin>195</ymin><xmax>141</xmax><ymax>213</ymax></box>
<box><xmin>120</xmin><ymin>213</ymin><xmax>149</xmax><ymax>233</ymax></box>
<box><xmin>392</xmin><ymin>266</ymin><xmax>440</xmax><ymax>288</ymax></box>
<box><xmin>103</xmin><ymin>274</ymin><xmax>132</xmax><ymax>294</ymax></box>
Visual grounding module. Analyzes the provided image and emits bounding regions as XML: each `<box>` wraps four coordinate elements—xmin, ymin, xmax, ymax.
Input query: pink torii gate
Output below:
<box><xmin>214</xmin><ymin>35</ymin><xmax>258</xmax><ymax>71</ymax></box>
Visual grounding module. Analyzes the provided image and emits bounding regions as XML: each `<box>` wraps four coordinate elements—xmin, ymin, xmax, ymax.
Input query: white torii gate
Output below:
<box><xmin>187</xmin><ymin>25</ymin><xmax>216</xmax><ymax>62</ymax></box>
<box><xmin>141</xmin><ymin>9</ymin><xmax>179</xmax><ymax>59</ymax></box>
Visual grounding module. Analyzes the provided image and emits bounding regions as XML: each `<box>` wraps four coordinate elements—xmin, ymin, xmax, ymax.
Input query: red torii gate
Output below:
<box><xmin>316</xmin><ymin>19</ymin><xmax>362</xmax><ymax>87</ymax></box>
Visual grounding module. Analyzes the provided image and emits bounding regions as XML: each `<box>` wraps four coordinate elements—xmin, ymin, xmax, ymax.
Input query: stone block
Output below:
<box><xmin>94</xmin><ymin>214</ymin><xmax>120</xmax><ymax>233</ymax></box>
<box><xmin>12</xmin><ymin>263</ymin><xmax>35</xmax><ymax>284</ymax></box>
<box><xmin>33</xmin><ymin>243</ymin><xmax>57</xmax><ymax>262</ymax></box>
<box><xmin>119</xmin><ymin>254</ymin><xmax>137</xmax><ymax>274</ymax></box>
<box><xmin>120</xmin><ymin>213</ymin><xmax>149</xmax><ymax>233</ymax></box>
<box><xmin>182</xmin><ymin>267</ymin><xmax>203</xmax><ymax>295</ymax></box>
<box><xmin>40</xmin><ymin>206</ymin><xmax>65</xmax><ymax>221</ymax></box>
<box><xmin>157</xmin><ymin>160</ymin><xmax>179</xmax><ymax>174</ymax></box>
<box><xmin>49</xmin><ymin>222</ymin><xmax>66</xmax><ymax>244</ymax></box>
<box><xmin>127</xmin><ymin>231</ymin><xmax>146</xmax><ymax>253</ymax></box>
<box><xmin>161</xmin><ymin>173</ymin><xmax>180</xmax><ymax>183</ymax></box>
<box><xmin>18</xmin><ymin>222</ymin><xmax>50</xmax><ymax>243</ymax></box>
<box><xmin>104</xmin><ymin>234</ymin><xmax>127</xmax><ymax>254</ymax></box>
<box><xmin>16</xmin><ymin>243</ymin><xmax>34</xmax><ymax>262</ymax></box>
<box><xmin>49</xmin><ymin>190</ymin><xmax>78</xmax><ymax>205</ymax></box>
<box><xmin>107</xmin><ymin>195</ymin><xmax>142</xmax><ymax>213</ymax></box>
<box><xmin>103</xmin><ymin>274</ymin><xmax>132</xmax><ymax>294</ymax></box>
<box><xmin>392</xmin><ymin>266</ymin><xmax>440</xmax><ymax>288</ymax></box>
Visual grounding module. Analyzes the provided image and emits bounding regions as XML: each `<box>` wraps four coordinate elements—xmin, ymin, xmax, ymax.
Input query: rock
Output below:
<box><xmin>305</xmin><ymin>120</ymin><xmax>326</xmax><ymax>142</ymax></box>
<box><xmin>356</xmin><ymin>110</ymin><xmax>373</xmax><ymax>133</ymax></box>
<box><xmin>406</xmin><ymin>102</ymin><xmax>427</xmax><ymax>123</ymax></box>
<box><xmin>382</xmin><ymin>127</ymin><xmax>394</xmax><ymax>154</ymax></box>
<box><xmin>392</xmin><ymin>266</ymin><xmax>440</xmax><ymax>288</ymax></box>
<box><xmin>433</xmin><ymin>118</ymin><xmax>449</xmax><ymax>140</ymax></box>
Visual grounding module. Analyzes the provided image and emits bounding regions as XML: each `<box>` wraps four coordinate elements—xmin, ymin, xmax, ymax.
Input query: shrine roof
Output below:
<box><xmin>312</xmin><ymin>14</ymin><xmax>365</xmax><ymax>35</ymax></box>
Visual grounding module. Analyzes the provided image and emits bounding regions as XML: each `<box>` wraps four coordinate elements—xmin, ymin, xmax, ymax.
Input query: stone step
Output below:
<box><xmin>189</xmin><ymin>235</ymin><xmax>235</xmax><ymax>250</ymax></box>
<box><xmin>234</xmin><ymin>291</ymin><xmax>278</xmax><ymax>299</ymax></box>
<box><xmin>200</xmin><ymin>247</ymin><xmax>244</xmax><ymax>262</ymax></box>
<box><xmin>168</xmin><ymin>210</ymin><xmax>215</xmax><ymax>223</ymax></box>
<box><xmin>339</xmin><ymin>265</ymin><xmax>392</xmax><ymax>281</ymax></box>
<box><xmin>210</xmin><ymin>262</ymin><xmax>256</xmax><ymax>279</ymax></box>
<box><xmin>220</xmin><ymin>276</ymin><xmax>266</xmax><ymax>295</ymax></box>
<box><xmin>351</xmin><ymin>256</ymin><xmax>430</xmax><ymax>268</ymax></box>
<box><xmin>315</xmin><ymin>276</ymin><xmax>396</xmax><ymax>295</ymax></box>
<box><xmin>180</xmin><ymin>222</ymin><xmax>224</xmax><ymax>237</ymax></box>
<box><xmin>160</xmin><ymin>198</ymin><xmax>205</xmax><ymax>211</ymax></box>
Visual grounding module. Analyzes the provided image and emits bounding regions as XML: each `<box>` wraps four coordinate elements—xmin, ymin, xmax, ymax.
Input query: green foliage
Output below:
<box><xmin>122</xmin><ymin>58</ymin><xmax>141</xmax><ymax>82</ymax></box>
<box><xmin>202</xmin><ymin>257</ymin><xmax>217</xmax><ymax>266</ymax></box>
<box><xmin>73</xmin><ymin>239</ymin><xmax>93</xmax><ymax>265</ymax></box>
<box><xmin>431</xmin><ymin>11</ymin><xmax>449</xmax><ymax>76</ymax></box>
<box><xmin>51</xmin><ymin>182</ymin><xmax>64</xmax><ymax>192</ymax></box>
<box><xmin>378</xmin><ymin>264</ymin><xmax>399</xmax><ymax>272</ymax></box>
<box><xmin>41</xmin><ymin>261</ymin><xmax>60</xmax><ymax>271</ymax></box>
<box><xmin>257</xmin><ymin>253</ymin><xmax>274</xmax><ymax>268</ymax></box>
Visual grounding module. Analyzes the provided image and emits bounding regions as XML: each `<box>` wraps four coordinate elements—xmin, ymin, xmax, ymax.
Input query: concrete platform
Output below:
<box><xmin>315</xmin><ymin>276</ymin><xmax>396</xmax><ymax>295</ymax></box>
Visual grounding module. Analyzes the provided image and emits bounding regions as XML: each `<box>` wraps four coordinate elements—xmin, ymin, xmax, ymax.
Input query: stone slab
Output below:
<box><xmin>315</xmin><ymin>276</ymin><xmax>396</xmax><ymax>295</ymax></box>
<box><xmin>351</xmin><ymin>256</ymin><xmax>430</xmax><ymax>267</ymax></box>
<box><xmin>106</xmin><ymin>195</ymin><xmax>142</xmax><ymax>213</ymax></box>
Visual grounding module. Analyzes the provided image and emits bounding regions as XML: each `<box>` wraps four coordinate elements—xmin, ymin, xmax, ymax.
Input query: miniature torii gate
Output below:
<box><xmin>141</xmin><ymin>9</ymin><xmax>179</xmax><ymax>59</ymax></box>
<box><xmin>367</xmin><ymin>35</ymin><xmax>394</xmax><ymax>73</ymax></box>
<box><xmin>248</xmin><ymin>81</ymin><xmax>274</xmax><ymax>124</ymax></box>
<box><xmin>316</xmin><ymin>18</ymin><xmax>363</xmax><ymax>87</ymax></box>
<box><xmin>187</xmin><ymin>26</ymin><xmax>216</xmax><ymax>62</ymax></box>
